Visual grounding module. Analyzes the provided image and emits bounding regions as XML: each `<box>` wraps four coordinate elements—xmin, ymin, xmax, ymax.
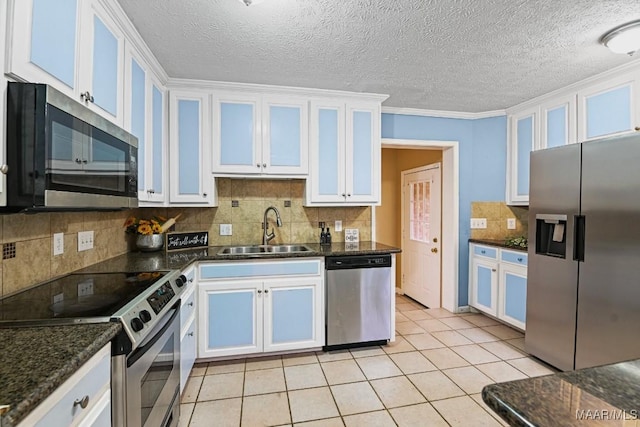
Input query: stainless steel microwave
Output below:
<box><xmin>4</xmin><ymin>82</ymin><xmax>138</xmax><ymax>212</ymax></box>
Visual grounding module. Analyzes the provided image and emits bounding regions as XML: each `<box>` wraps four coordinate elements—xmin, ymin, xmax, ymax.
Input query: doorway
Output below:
<box><xmin>402</xmin><ymin>163</ymin><xmax>442</xmax><ymax>308</ymax></box>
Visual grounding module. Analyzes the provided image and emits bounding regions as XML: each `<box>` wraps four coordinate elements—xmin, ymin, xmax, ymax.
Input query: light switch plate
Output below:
<box><xmin>334</xmin><ymin>220</ymin><xmax>343</xmax><ymax>232</ymax></box>
<box><xmin>78</xmin><ymin>231</ymin><xmax>94</xmax><ymax>252</ymax></box>
<box><xmin>219</xmin><ymin>224</ymin><xmax>233</xmax><ymax>236</ymax></box>
<box><xmin>507</xmin><ymin>218</ymin><xmax>517</xmax><ymax>229</ymax></box>
<box><xmin>53</xmin><ymin>233</ymin><xmax>64</xmax><ymax>256</ymax></box>
<box><xmin>470</xmin><ymin>218</ymin><xmax>487</xmax><ymax>229</ymax></box>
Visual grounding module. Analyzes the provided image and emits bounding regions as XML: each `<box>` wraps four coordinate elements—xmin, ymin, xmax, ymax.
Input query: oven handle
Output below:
<box><xmin>127</xmin><ymin>301</ymin><xmax>180</xmax><ymax>368</ymax></box>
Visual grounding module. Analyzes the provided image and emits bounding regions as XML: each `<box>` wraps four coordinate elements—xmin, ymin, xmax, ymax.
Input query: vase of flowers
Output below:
<box><xmin>124</xmin><ymin>216</ymin><xmax>166</xmax><ymax>252</ymax></box>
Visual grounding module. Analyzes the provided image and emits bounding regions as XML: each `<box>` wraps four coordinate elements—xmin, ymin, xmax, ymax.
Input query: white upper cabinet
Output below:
<box><xmin>7</xmin><ymin>0</ymin><xmax>125</xmax><ymax>125</ymax></box>
<box><xmin>212</xmin><ymin>93</ymin><xmax>308</xmax><ymax>176</ymax></box>
<box><xmin>539</xmin><ymin>94</ymin><xmax>577</xmax><ymax>149</ymax></box>
<box><xmin>307</xmin><ymin>100</ymin><xmax>381</xmax><ymax>206</ymax></box>
<box><xmin>506</xmin><ymin>108</ymin><xmax>538</xmax><ymax>205</ymax></box>
<box><xmin>124</xmin><ymin>43</ymin><xmax>166</xmax><ymax>204</ymax></box>
<box><xmin>577</xmin><ymin>70</ymin><xmax>640</xmax><ymax>141</ymax></box>
<box><xmin>169</xmin><ymin>90</ymin><xmax>216</xmax><ymax>206</ymax></box>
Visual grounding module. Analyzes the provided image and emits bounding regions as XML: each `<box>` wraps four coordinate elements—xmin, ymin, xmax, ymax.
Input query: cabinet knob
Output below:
<box><xmin>257</xmin><ymin>163</ymin><xmax>261</xmax><ymax>168</ymax></box>
<box><xmin>635</xmin><ymin>126</ymin><xmax>640</xmax><ymax>131</ymax></box>
<box><xmin>264</xmin><ymin>289</ymin><xmax>269</xmax><ymax>294</ymax></box>
<box><xmin>73</xmin><ymin>395</ymin><xmax>90</xmax><ymax>409</ymax></box>
<box><xmin>80</xmin><ymin>91</ymin><xmax>94</xmax><ymax>103</ymax></box>
<box><xmin>187</xmin><ymin>302</ymin><xmax>194</xmax><ymax>307</ymax></box>
<box><xmin>203</xmin><ymin>193</ymin><xmax>207</xmax><ymax>197</ymax></box>
<box><xmin>517</xmin><ymin>257</ymin><xmax>523</xmax><ymax>262</ymax></box>
<box><xmin>257</xmin><ymin>289</ymin><xmax>262</xmax><ymax>294</ymax></box>
<box><xmin>481</xmin><ymin>250</ymin><xmax>486</xmax><ymax>254</ymax></box>
<box><xmin>0</xmin><ymin>165</ymin><xmax>8</xmax><ymax>174</ymax></box>
<box><xmin>492</xmin><ymin>268</ymin><xmax>497</xmax><ymax>272</ymax></box>
<box><xmin>342</xmin><ymin>193</ymin><xmax>346</xmax><ymax>197</ymax></box>
<box><xmin>347</xmin><ymin>194</ymin><xmax>351</xmax><ymax>197</ymax></box>
<box><xmin>263</xmin><ymin>163</ymin><xmax>267</xmax><ymax>168</ymax></box>
<box><xmin>188</xmin><ymin>332</ymin><xmax>194</xmax><ymax>337</ymax></box>
<box><xmin>75</xmin><ymin>158</ymin><xmax>82</xmax><ymax>164</ymax></box>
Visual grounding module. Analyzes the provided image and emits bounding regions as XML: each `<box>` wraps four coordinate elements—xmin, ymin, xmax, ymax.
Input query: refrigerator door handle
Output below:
<box><xmin>574</xmin><ymin>215</ymin><xmax>586</xmax><ymax>262</ymax></box>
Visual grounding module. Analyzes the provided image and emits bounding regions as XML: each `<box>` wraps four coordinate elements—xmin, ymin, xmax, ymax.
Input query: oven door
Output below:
<box><xmin>125</xmin><ymin>304</ymin><xmax>180</xmax><ymax>427</ymax></box>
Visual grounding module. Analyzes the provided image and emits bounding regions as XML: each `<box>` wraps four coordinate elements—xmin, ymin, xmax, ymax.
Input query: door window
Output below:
<box><xmin>409</xmin><ymin>180</ymin><xmax>431</xmax><ymax>242</ymax></box>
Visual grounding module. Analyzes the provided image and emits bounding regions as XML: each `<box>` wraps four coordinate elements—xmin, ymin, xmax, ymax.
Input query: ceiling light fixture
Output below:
<box><xmin>238</xmin><ymin>0</ymin><xmax>265</xmax><ymax>6</ymax></box>
<box><xmin>600</xmin><ymin>20</ymin><xmax>640</xmax><ymax>55</ymax></box>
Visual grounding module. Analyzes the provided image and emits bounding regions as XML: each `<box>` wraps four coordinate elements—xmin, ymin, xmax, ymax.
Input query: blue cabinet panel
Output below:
<box><xmin>352</xmin><ymin>111</ymin><xmax>372</xmax><ymax>195</ymax></box>
<box><xmin>208</xmin><ymin>292</ymin><xmax>254</xmax><ymax>348</ymax></box>
<box><xmin>30</xmin><ymin>0</ymin><xmax>77</xmax><ymax>88</ymax></box>
<box><xmin>270</xmin><ymin>106</ymin><xmax>301</xmax><ymax>167</ymax></box>
<box><xmin>318</xmin><ymin>109</ymin><xmax>339</xmax><ymax>195</ymax></box>
<box><xmin>271</xmin><ymin>288</ymin><xmax>313</xmax><ymax>343</ymax></box>
<box><xmin>92</xmin><ymin>16</ymin><xmax>118</xmax><ymax>115</ymax></box>
<box><xmin>586</xmin><ymin>86</ymin><xmax>631</xmax><ymax>138</ymax></box>
<box><xmin>546</xmin><ymin>106</ymin><xmax>566</xmax><ymax>148</ymax></box>
<box><xmin>474</xmin><ymin>245</ymin><xmax>497</xmax><ymax>259</ymax></box>
<box><xmin>221</xmin><ymin>103</ymin><xmax>254</xmax><ymax>165</ymax></box>
<box><xmin>477</xmin><ymin>265</ymin><xmax>492</xmax><ymax>308</ymax></box>
<box><xmin>201</xmin><ymin>261</ymin><xmax>320</xmax><ymax>279</ymax></box>
<box><xmin>131</xmin><ymin>59</ymin><xmax>145</xmax><ymax>191</ymax></box>
<box><xmin>516</xmin><ymin>116</ymin><xmax>532</xmax><ymax>196</ymax></box>
<box><xmin>178</xmin><ymin>100</ymin><xmax>200</xmax><ymax>194</ymax></box>
<box><xmin>501</xmin><ymin>251</ymin><xmax>528</xmax><ymax>266</ymax></box>
<box><xmin>152</xmin><ymin>86</ymin><xmax>163</xmax><ymax>193</ymax></box>
<box><xmin>504</xmin><ymin>273</ymin><xmax>527</xmax><ymax>323</ymax></box>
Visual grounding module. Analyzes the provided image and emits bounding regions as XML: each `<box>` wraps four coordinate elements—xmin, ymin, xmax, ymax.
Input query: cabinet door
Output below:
<box><xmin>470</xmin><ymin>257</ymin><xmax>498</xmax><ymax>316</ymax></box>
<box><xmin>146</xmin><ymin>81</ymin><xmax>167</xmax><ymax>203</ymax></box>
<box><xmin>180</xmin><ymin>319</ymin><xmax>196</xmax><ymax>393</ymax></box>
<box><xmin>308</xmin><ymin>100</ymin><xmax>346</xmax><ymax>203</ymax></box>
<box><xmin>78</xmin><ymin>0</ymin><xmax>124</xmax><ymax>125</ymax></box>
<box><xmin>346</xmin><ymin>103</ymin><xmax>380</xmax><ymax>204</ymax></box>
<box><xmin>124</xmin><ymin>50</ymin><xmax>147</xmax><ymax>199</ymax></box>
<box><xmin>198</xmin><ymin>281</ymin><xmax>263</xmax><ymax>358</ymax></box>
<box><xmin>7</xmin><ymin>0</ymin><xmax>79</xmax><ymax>97</ymax></box>
<box><xmin>578</xmin><ymin>72</ymin><xmax>640</xmax><ymax>141</ymax></box>
<box><xmin>540</xmin><ymin>95</ymin><xmax>577</xmax><ymax>149</ymax></box>
<box><xmin>263</xmin><ymin>278</ymin><xmax>324</xmax><ymax>352</ymax></box>
<box><xmin>169</xmin><ymin>90</ymin><xmax>214</xmax><ymax>205</ymax></box>
<box><xmin>212</xmin><ymin>93</ymin><xmax>261</xmax><ymax>174</ymax></box>
<box><xmin>499</xmin><ymin>264</ymin><xmax>527</xmax><ymax>330</ymax></box>
<box><xmin>262</xmin><ymin>96</ymin><xmax>309</xmax><ymax>175</ymax></box>
<box><xmin>507</xmin><ymin>109</ymin><xmax>538</xmax><ymax>205</ymax></box>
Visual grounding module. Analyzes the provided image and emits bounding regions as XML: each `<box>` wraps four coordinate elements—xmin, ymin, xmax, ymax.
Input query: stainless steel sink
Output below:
<box><xmin>217</xmin><ymin>244</ymin><xmax>313</xmax><ymax>256</ymax></box>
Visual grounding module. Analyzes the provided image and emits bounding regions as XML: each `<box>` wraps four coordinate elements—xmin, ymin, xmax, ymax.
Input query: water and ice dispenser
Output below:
<box><xmin>535</xmin><ymin>214</ymin><xmax>567</xmax><ymax>258</ymax></box>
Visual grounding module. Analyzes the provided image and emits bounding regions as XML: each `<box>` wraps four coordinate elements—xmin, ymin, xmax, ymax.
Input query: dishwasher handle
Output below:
<box><xmin>326</xmin><ymin>254</ymin><xmax>392</xmax><ymax>270</ymax></box>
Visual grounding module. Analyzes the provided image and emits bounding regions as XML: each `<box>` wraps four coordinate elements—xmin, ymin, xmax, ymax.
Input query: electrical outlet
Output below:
<box><xmin>53</xmin><ymin>233</ymin><xmax>64</xmax><ymax>256</ymax></box>
<box><xmin>219</xmin><ymin>224</ymin><xmax>233</xmax><ymax>236</ymax></box>
<box><xmin>77</xmin><ymin>279</ymin><xmax>94</xmax><ymax>297</ymax></box>
<box><xmin>77</xmin><ymin>230</ymin><xmax>94</xmax><ymax>252</ymax></box>
<box><xmin>53</xmin><ymin>293</ymin><xmax>64</xmax><ymax>305</ymax></box>
<box><xmin>335</xmin><ymin>220</ymin><xmax>343</xmax><ymax>232</ymax></box>
<box><xmin>507</xmin><ymin>218</ymin><xmax>517</xmax><ymax>230</ymax></box>
<box><xmin>470</xmin><ymin>218</ymin><xmax>487</xmax><ymax>229</ymax></box>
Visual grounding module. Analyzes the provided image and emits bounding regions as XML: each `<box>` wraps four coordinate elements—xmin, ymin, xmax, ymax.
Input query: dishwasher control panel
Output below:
<box><xmin>325</xmin><ymin>254</ymin><xmax>392</xmax><ymax>270</ymax></box>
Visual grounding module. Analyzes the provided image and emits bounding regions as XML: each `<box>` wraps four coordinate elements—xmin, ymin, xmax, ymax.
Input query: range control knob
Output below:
<box><xmin>175</xmin><ymin>275</ymin><xmax>187</xmax><ymax>287</ymax></box>
<box><xmin>130</xmin><ymin>317</ymin><xmax>144</xmax><ymax>332</ymax></box>
<box><xmin>139</xmin><ymin>310</ymin><xmax>152</xmax><ymax>323</ymax></box>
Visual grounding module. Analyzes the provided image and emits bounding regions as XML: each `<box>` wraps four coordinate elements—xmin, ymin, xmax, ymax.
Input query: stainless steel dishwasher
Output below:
<box><xmin>325</xmin><ymin>254</ymin><xmax>392</xmax><ymax>349</ymax></box>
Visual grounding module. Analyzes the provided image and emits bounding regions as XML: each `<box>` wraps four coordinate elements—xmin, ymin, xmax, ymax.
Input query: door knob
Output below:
<box><xmin>433</xmin><ymin>237</ymin><xmax>438</xmax><ymax>243</ymax></box>
<box><xmin>431</xmin><ymin>248</ymin><xmax>438</xmax><ymax>253</ymax></box>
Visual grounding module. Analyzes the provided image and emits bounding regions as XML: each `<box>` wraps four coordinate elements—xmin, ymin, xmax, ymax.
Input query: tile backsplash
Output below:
<box><xmin>470</xmin><ymin>202</ymin><xmax>529</xmax><ymax>240</ymax></box>
<box><xmin>0</xmin><ymin>179</ymin><xmax>372</xmax><ymax>298</ymax></box>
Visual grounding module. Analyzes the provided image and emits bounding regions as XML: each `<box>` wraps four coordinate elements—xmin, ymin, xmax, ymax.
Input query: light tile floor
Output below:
<box><xmin>180</xmin><ymin>294</ymin><xmax>557</xmax><ymax>426</ymax></box>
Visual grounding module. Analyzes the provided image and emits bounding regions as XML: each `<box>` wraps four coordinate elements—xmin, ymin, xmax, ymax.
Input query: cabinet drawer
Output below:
<box><xmin>473</xmin><ymin>245</ymin><xmax>497</xmax><ymax>259</ymax></box>
<box><xmin>22</xmin><ymin>344</ymin><xmax>111</xmax><ymax>427</ymax></box>
<box><xmin>200</xmin><ymin>259</ymin><xmax>321</xmax><ymax>280</ymax></box>
<box><xmin>501</xmin><ymin>250</ymin><xmax>528</xmax><ymax>266</ymax></box>
<box><xmin>181</xmin><ymin>288</ymin><xmax>196</xmax><ymax>333</ymax></box>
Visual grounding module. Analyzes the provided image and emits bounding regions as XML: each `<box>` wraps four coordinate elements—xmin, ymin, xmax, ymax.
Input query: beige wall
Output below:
<box><xmin>470</xmin><ymin>202</ymin><xmax>529</xmax><ymax>239</ymax></box>
<box><xmin>376</xmin><ymin>148</ymin><xmax>443</xmax><ymax>288</ymax></box>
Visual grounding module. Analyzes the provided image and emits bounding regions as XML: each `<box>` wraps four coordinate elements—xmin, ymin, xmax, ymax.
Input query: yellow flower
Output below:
<box><xmin>137</xmin><ymin>223</ymin><xmax>153</xmax><ymax>235</ymax></box>
<box><xmin>152</xmin><ymin>223</ymin><xmax>162</xmax><ymax>233</ymax></box>
<box><xmin>123</xmin><ymin>216</ymin><xmax>135</xmax><ymax>227</ymax></box>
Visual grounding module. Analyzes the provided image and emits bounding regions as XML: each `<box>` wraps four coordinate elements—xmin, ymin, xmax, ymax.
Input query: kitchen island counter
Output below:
<box><xmin>482</xmin><ymin>358</ymin><xmax>640</xmax><ymax>426</ymax></box>
<box><xmin>0</xmin><ymin>322</ymin><xmax>122</xmax><ymax>427</ymax></box>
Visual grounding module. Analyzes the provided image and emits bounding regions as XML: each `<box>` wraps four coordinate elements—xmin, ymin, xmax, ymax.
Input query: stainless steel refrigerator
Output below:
<box><xmin>526</xmin><ymin>132</ymin><xmax>640</xmax><ymax>371</ymax></box>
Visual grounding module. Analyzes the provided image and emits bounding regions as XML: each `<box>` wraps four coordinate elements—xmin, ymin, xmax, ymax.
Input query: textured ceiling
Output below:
<box><xmin>117</xmin><ymin>0</ymin><xmax>640</xmax><ymax>112</ymax></box>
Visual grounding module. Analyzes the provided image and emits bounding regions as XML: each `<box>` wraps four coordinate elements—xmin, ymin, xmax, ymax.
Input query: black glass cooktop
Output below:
<box><xmin>0</xmin><ymin>271</ymin><xmax>168</xmax><ymax>322</ymax></box>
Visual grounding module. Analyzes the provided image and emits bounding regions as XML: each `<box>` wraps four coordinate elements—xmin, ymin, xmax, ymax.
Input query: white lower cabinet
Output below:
<box><xmin>19</xmin><ymin>344</ymin><xmax>111</xmax><ymax>427</ymax></box>
<box><xmin>198</xmin><ymin>259</ymin><xmax>324</xmax><ymax>359</ymax></box>
<box><xmin>469</xmin><ymin>244</ymin><xmax>528</xmax><ymax>330</ymax></box>
<box><xmin>179</xmin><ymin>265</ymin><xmax>197</xmax><ymax>393</ymax></box>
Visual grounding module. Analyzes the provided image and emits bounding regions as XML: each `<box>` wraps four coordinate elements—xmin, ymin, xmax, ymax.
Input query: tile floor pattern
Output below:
<box><xmin>179</xmin><ymin>295</ymin><xmax>557</xmax><ymax>426</ymax></box>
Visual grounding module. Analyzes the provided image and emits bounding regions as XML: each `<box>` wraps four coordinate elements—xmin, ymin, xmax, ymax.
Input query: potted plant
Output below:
<box><xmin>124</xmin><ymin>215</ymin><xmax>180</xmax><ymax>252</ymax></box>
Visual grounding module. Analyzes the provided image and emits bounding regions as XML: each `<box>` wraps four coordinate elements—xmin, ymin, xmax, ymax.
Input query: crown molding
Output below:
<box><xmin>381</xmin><ymin>106</ymin><xmax>506</xmax><ymax>120</ymax></box>
<box><xmin>166</xmin><ymin>78</ymin><xmax>389</xmax><ymax>102</ymax></box>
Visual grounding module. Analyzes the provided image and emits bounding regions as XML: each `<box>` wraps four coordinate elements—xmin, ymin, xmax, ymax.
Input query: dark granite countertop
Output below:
<box><xmin>469</xmin><ymin>238</ymin><xmax>528</xmax><ymax>252</ymax></box>
<box><xmin>482</xmin><ymin>359</ymin><xmax>640</xmax><ymax>426</ymax></box>
<box><xmin>0</xmin><ymin>323</ymin><xmax>122</xmax><ymax>427</ymax></box>
<box><xmin>77</xmin><ymin>241</ymin><xmax>401</xmax><ymax>273</ymax></box>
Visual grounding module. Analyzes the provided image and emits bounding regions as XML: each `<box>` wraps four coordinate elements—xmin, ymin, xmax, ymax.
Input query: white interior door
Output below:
<box><xmin>402</xmin><ymin>163</ymin><xmax>442</xmax><ymax>308</ymax></box>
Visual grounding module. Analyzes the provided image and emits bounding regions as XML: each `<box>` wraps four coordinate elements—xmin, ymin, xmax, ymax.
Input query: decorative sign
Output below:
<box><xmin>345</xmin><ymin>228</ymin><xmax>359</xmax><ymax>243</ymax></box>
<box><xmin>166</xmin><ymin>231</ymin><xmax>209</xmax><ymax>251</ymax></box>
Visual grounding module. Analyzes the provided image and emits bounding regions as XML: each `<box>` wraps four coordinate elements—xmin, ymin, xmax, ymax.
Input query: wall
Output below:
<box><xmin>376</xmin><ymin>148</ymin><xmax>443</xmax><ymax>289</ymax></box>
<box><xmin>0</xmin><ymin>210</ymin><xmax>132</xmax><ymax>297</ymax></box>
<box><xmin>143</xmin><ymin>179</ymin><xmax>372</xmax><ymax>246</ymax></box>
<box><xmin>381</xmin><ymin>113</ymin><xmax>507</xmax><ymax>307</ymax></box>
<box><xmin>470</xmin><ymin>202</ymin><xmax>528</xmax><ymax>240</ymax></box>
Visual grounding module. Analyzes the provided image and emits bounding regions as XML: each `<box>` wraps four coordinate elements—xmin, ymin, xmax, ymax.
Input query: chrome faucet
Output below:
<box><xmin>262</xmin><ymin>206</ymin><xmax>283</xmax><ymax>245</ymax></box>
